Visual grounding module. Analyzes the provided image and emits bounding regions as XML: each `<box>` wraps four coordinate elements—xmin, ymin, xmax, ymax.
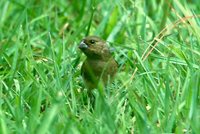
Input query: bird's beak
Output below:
<box><xmin>79</xmin><ymin>41</ymin><xmax>88</xmax><ymax>49</ymax></box>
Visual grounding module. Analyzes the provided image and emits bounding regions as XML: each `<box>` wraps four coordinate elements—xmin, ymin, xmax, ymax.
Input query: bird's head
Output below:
<box><xmin>79</xmin><ymin>36</ymin><xmax>112</xmax><ymax>60</ymax></box>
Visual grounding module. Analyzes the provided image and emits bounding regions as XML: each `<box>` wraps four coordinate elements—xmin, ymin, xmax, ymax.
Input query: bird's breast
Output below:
<box><xmin>81</xmin><ymin>58</ymin><xmax>117</xmax><ymax>81</ymax></box>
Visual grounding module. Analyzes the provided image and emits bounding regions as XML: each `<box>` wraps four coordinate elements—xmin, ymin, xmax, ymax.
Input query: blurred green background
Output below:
<box><xmin>0</xmin><ymin>0</ymin><xmax>200</xmax><ymax>133</ymax></box>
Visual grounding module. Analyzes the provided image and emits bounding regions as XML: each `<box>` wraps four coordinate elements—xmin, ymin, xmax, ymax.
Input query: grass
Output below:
<box><xmin>0</xmin><ymin>0</ymin><xmax>200</xmax><ymax>133</ymax></box>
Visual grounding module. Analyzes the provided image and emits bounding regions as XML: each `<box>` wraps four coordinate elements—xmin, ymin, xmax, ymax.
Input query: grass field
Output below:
<box><xmin>0</xmin><ymin>0</ymin><xmax>200</xmax><ymax>133</ymax></box>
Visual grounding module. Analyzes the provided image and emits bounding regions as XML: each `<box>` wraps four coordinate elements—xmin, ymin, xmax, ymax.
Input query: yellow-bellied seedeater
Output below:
<box><xmin>79</xmin><ymin>36</ymin><xmax>118</xmax><ymax>90</ymax></box>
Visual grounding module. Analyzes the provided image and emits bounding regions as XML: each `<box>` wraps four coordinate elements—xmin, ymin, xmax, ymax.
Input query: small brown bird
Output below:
<box><xmin>79</xmin><ymin>36</ymin><xmax>118</xmax><ymax>90</ymax></box>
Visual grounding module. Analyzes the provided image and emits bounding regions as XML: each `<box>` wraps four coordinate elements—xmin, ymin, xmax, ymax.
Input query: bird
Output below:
<box><xmin>79</xmin><ymin>36</ymin><xmax>118</xmax><ymax>90</ymax></box>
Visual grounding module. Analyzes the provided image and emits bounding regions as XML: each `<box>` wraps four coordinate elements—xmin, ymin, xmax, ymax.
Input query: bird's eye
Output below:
<box><xmin>90</xmin><ymin>40</ymin><xmax>95</xmax><ymax>44</ymax></box>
